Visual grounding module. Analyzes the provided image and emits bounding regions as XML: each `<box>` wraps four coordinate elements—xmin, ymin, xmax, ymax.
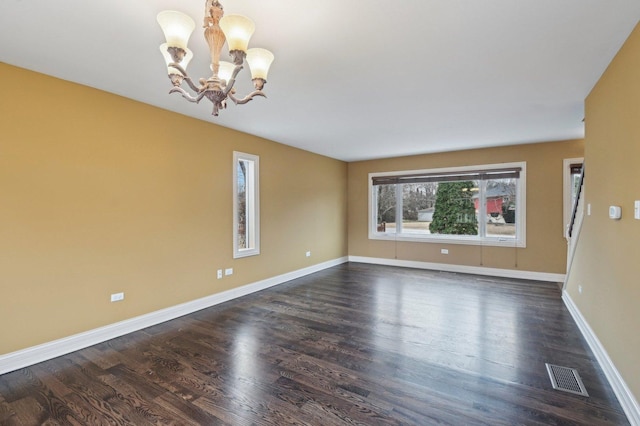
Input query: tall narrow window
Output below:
<box><xmin>563</xmin><ymin>158</ymin><xmax>584</xmax><ymax>237</ymax></box>
<box><xmin>233</xmin><ymin>152</ymin><xmax>260</xmax><ymax>258</ymax></box>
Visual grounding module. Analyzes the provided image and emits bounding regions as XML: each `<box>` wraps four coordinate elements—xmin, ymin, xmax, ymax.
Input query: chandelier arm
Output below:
<box><xmin>228</xmin><ymin>90</ymin><xmax>266</xmax><ymax>105</ymax></box>
<box><xmin>169</xmin><ymin>86</ymin><xmax>200</xmax><ymax>103</ymax></box>
<box><xmin>168</xmin><ymin>62</ymin><xmax>186</xmax><ymax>75</ymax></box>
<box><xmin>169</xmin><ymin>63</ymin><xmax>201</xmax><ymax>93</ymax></box>
<box><xmin>182</xmin><ymin>76</ymin><xmax>201</xmax><ymax>93</ymax></box>
<box><xmin>222</xmin><ymin>64</ymin><xmax>245</xmax><ymax>97</ymax></box>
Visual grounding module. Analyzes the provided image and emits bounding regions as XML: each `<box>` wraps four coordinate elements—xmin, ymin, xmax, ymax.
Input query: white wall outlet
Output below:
<box><xmin>305</xmin><ymin>251</ymin><xmax>311</xmax><ymax>257</ymax></box>
<box><xmin>634</xmin><ymin>200</ymin><xmax>640</xmax><ymax>220</ymax></box>
<box><xmin>217</xmin><ymin>269</ymin><xmax>223</xmax><ymax>279</ymax></box>
<box><xmin>110</xmin><ymin>292</ymin><xmax>124</xmax><ymax>302</ymax></box>
<box><xmin>578</xmin><ymin>285</ymin><xmax>583</xmax><ymax>295</ymax></box>
<box><xmin>225</xmin><ymin>268</ymin><xmax>233</xmax><ymax>276</ymax></box>
<box><xmin>587</xmin><ymin>203</ymin><xmax>591</xmax><ymax>216</ymax></box>
<box><xmin>441</xmin><ymin>249</ymin><xmax>449</xmax><ymax>255</ymax></box>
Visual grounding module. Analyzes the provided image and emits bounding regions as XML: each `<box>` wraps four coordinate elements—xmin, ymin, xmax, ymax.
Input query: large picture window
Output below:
<box><xmin>369</xmin><ymin>162</ymin><xmax>526</xmax><ymax>247</ymax></box>
<box><xmin>233</xmin><ymin>152</ymin><xmax>260</xmax><ymax>258</ymax></box>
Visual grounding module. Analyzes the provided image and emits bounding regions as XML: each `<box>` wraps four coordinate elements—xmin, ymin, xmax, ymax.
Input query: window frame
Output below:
<box><xmin>563</xmin><ymin>157</ymin><xmax>583</xmax><ymax>238</ymax></box>
<box><xmin>233</xmin><ymin>151</ymin><xmax>260</xmax><ymax>258</ymax></box>
<box><xmin>368</xmin><ymin>162</ymin><xmax>526</xmax><ymax>247</ymax></box>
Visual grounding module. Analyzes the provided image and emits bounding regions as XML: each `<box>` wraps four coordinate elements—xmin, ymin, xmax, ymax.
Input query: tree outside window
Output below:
<box><xmin>430</xmin><ymin>181</ymin><xmax>478</xmax><ymax>235</ymax></box>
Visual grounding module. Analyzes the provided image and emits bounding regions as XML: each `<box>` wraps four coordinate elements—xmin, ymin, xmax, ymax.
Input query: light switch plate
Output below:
<box><xmin>609</xmin><ymin>205</ymin><xmax>621</xmax><ymax>220</ymax></box>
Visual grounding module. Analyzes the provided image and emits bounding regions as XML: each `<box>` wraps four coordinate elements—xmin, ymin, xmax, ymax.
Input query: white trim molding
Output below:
<box><xmin>0</xmin><ymin>257</ymin><xmax>348</xmax><ymax>375</ymax></box>
<box><xmin>563</xmin><ymin>291</ymin><xmax>640</xmax><ymax>426</ymax></box>
<box><xmin>349</xmin><ymin>256</ymin><xmax>565</xmax><ymax>283</ymax></box>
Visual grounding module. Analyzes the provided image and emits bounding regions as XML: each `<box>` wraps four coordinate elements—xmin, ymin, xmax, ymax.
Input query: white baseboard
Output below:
<box><xmin>563</xmin><ymin>291</ymin><xmax>640</xmax><ymax>426</ymax></box>
<box><xmin>348</xmin><ymin>256</ymin><xmax>565</xmax><ymax>283</ymax></box>
<box><xmin>0</xmin><ymin>257</ymin><xmax>348</xmax><ymax>375</ymax></box>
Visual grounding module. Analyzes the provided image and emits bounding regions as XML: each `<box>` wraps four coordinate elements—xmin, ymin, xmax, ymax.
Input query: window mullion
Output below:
<box><xmin>478</xmin><ymin>180</ymin><xmax>487</xmax><ymax>238</ymax></box>
<box><xmin>395</xmin><ymin>184</ymin><xmax>403</xmax><ymax>234</ymax></box>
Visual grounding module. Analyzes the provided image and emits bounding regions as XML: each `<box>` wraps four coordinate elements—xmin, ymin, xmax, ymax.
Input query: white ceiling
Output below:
<box><xmin>1</xmin><ymin>1</ymin><xmax>639</xmax><ymax>161</ymax></box>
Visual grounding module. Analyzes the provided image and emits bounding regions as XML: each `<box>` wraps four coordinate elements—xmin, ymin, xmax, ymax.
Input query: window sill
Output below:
<box><xmin>233</xmin><ymin>249</ymin><xmax>261</xmax><ymax>259</ymax></box>
<box><xmin>368</xmin><ymin>233</ymin><xmax>525</xmax><ymax>248</ymax></box>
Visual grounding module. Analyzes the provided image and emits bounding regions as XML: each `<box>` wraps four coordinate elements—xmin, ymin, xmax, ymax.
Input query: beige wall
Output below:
<box><xmin>348</xmin><ymin>140</ymin><xmax>584</xmax><ymax>273</ymax></box>
<box><xmin>0</xmin><ymin>63</ymin><xmax>348</xmax><ymax>355</ymax></box>
<box><xmin>565</xmin><ymin>23</ymin><xmax>640</xmax><ymax>399</ymax></box>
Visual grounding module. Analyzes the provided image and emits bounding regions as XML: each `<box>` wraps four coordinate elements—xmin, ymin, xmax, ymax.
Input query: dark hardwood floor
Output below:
<box><xmin>0</xmin><ymin>263</ymin><xmax>629</xmax><ymax>425</ymax></box>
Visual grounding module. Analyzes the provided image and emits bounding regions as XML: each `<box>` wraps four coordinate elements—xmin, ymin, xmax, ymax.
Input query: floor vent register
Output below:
<box><xmin>545</xmin><ymin>363</ymin><xmax>589</xmax><ymax>397</ymax></box>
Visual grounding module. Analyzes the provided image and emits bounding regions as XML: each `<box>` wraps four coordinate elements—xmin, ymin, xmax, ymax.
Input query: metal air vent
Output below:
<box><xmin>545</xmin><ymin>363</ymin><xmax>589</xmax><ymax>397</ymax></box>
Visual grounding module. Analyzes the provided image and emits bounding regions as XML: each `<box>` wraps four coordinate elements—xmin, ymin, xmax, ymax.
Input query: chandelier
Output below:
<box><xmin>157</xmin><ymin>0</ymin><xmax>274</xmax><ymax>116</ymax></box>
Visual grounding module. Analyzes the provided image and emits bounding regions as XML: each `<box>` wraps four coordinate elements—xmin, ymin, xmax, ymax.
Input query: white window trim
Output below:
<box><xmin>368</xmin><ymin>162</ymin><xmax>527</xmax><ymax>248</ymax></box>
<box><xmin>233</xmin><ymin>151</ymin><xmax>260</xmax><ymax>258</ymax></box>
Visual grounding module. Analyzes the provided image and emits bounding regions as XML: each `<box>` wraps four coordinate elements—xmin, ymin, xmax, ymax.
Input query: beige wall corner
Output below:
<box><xmin>565</xmin><ymin>22</ymin><xmax>640</xmax><ymax>403</ymax></box>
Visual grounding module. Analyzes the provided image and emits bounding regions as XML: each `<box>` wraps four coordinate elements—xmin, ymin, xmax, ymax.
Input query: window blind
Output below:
<box><xmin>371</xmin><ymin>167</ymin><xmax>521</xmax><ymax>186</ymax></box>
<box><xmin>570</xmin><ymin>164</ymin><xmax>583</xmax><ymax>175</ymax></box>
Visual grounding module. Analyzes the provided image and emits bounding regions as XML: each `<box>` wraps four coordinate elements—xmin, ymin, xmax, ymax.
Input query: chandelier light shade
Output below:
<box><xmin>157</xmin><ymin>11</ymin><xmax>195</xmax><ymax>50</ymax></box>
<box><xmin>218</xmin><ymin>15</ymin><xmax>255</xmax><ymax>52</ymax></box>
<box><xmin>157</xmin><ymin>0</ymin><xmax>274</xmax><ymax>116</ymax></box>
<box><xmin>246</xmin><ymin>48</ymin><xmax>275</xmax><ymax>83</ymax></box>
<box><xmin>217</xmin><ymin>61</ymin><xmax>236</xmax><ymax>83</ymax></box>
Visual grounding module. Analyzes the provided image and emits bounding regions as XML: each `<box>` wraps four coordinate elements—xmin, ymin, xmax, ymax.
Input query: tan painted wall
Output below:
<box><xmin>348</xmin><ymin>140</ymin><xmax>584</xmax><ymax>273</ymax></box>
<box><xmin>565</xmin><ymin>23</ymin><xmax>640</xmax><ymax>399</ymax></box>
<box><xmin>0</xmin><ymin>63</ymin><xmax>348</xmax><ymax>355</ymax></box>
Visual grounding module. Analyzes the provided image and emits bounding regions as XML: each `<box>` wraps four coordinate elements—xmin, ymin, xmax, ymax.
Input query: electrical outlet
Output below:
<box><xmin>110</xmin><ymin>292</ymin><xmax>124</xmax><ymax>302</ymax></box>
<box><xmin>305</xmin><ymin>251</ymin><xmax>311</xmax><ymax>257</ymax></box>
<box><xmin>587</xmin><ymin>203</ymin><xmax>591</xmax><ymax>216</ymax></box>
<box><xmin>225</xmin><ymin>268</ymin><xmax>233</xmax><ymax>276</ymax></box>
<box><xmin>578</xmin><ymin>285</ymin><xmax>583</xmax><ymax>295</ymax></box>
<box><xmin>217</xmin><ymin>269</ymin><xmax>223</xmax><ymax>279</ymax></box>
<box><xmin>441</xmin><ymin>249</ymin><xmax>449</xmax><ymax>255</ymax></box>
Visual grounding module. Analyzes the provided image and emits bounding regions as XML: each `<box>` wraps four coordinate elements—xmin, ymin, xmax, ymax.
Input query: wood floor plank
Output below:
<box><xmin>0</xmin><ymin>393</ymin><xmax>17</xmax><ymax>425</ymax></box>
<box><xmin>0</xmin><ymin>263</ymin><xmax>630</xmax><ymax>425</ymax></box>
